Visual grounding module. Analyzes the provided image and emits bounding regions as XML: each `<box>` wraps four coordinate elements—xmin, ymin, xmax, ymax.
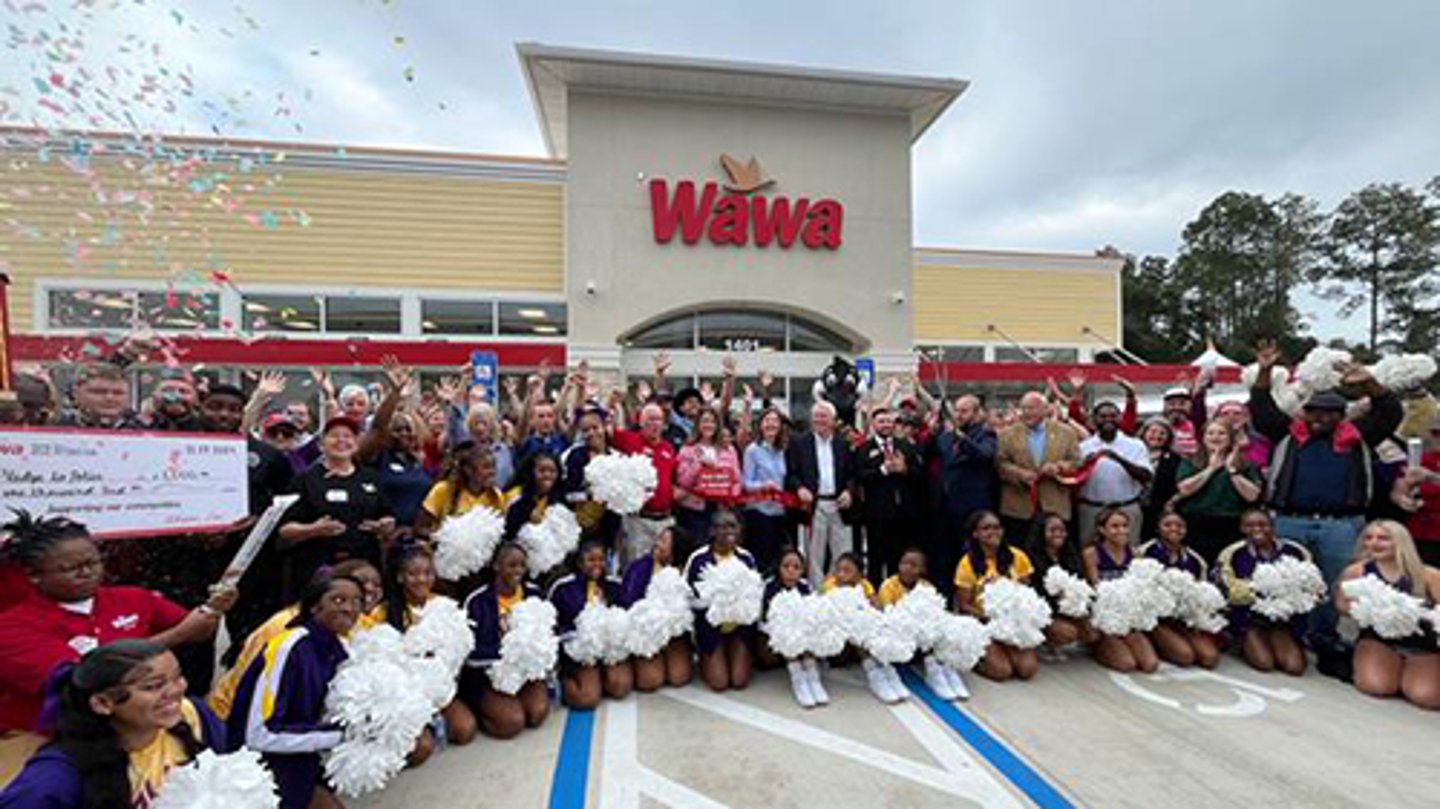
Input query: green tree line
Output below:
<box><xmin>1108</xmin><ymin>177</ymin><xmax>1440</xmax><ymax>363</ymax></box>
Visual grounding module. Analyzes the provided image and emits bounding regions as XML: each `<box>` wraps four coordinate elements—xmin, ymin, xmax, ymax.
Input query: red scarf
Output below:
<box><xmin>1289</xmin><ymin>419</ymin><xmax>1361</xmax><ymax>453</ymax></box>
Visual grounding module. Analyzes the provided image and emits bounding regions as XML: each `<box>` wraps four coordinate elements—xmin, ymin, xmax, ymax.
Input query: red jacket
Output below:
<box><xmin>0</xmin><ymin>586</ymin><xmax>188</xmax><ymax>732</ymax></box>
<box><xmin>1408</xmin><ymin>451</ymin><xmax>1440</xmax><ymax>543</ymax></box>
<box><xmin>612</xmin><ymin>428</ymin><xmax>678</xmax><ymax>514</ymax></box>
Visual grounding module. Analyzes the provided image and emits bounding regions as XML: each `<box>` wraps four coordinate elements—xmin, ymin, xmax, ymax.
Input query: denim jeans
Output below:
<box><xmin>1273</xmin><ymin>514</ymin><xmax>1365</xmax><ymax>650</ymax></box>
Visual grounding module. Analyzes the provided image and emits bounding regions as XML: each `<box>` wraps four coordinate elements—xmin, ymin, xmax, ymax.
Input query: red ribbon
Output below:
<box><xmin>1028</xmin><ymin>452</ymin><xmax>1105</xmax><ymax>509</ymax></box>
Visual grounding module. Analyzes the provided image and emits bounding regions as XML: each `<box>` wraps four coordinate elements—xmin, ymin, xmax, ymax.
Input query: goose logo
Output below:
<box><xmin>648</xmin><ymin>154</ymin><xmax>844</xmax><ymax>250</ymax></box>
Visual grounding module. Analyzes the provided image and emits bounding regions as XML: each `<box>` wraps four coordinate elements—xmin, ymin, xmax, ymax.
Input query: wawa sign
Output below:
<box><xmin>648</xmin><ymin>154</ymin><xmax>843</xmax><ymax>250</ymax></box>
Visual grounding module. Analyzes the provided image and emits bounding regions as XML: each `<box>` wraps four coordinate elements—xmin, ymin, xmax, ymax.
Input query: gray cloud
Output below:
<box><xmin>4</xmin><ymin>0</ymin><xmax>1436</xmax><ymax>343</ymax></box>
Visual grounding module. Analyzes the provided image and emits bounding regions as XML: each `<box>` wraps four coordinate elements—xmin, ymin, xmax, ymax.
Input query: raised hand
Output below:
<box><xmin>1067</xmin><ymin>368</ymin><xmax>1088</xmax><ymax>392</ymax></box>
<box><xmin>653</xmin><ymin>351</ymin><xmax>672</xmax><ymax>376</ymax></box>
<box><xmin>435</xmin><ymin>375</ymin><xmax>464</xmax><ymax>406</ymax></box>
<box><xmin>380</xmin><ymin>354</ymin><xmax>412</xmax><ymax>392</ymax></box>
<box><xmin>635</xmin><ymin>379</ymin><xmax>653</xmax><ymax>402</ymax></box>
<box><xmin>1110</xmin><ymin>374</ymin><xmax>1136</xmax><ymax>396</ymax></box>
<box><xmin>257</xmin><ymin>369</ymin><xmax>287</xmax><ymax>398</ymax></box>
<box><xmin>309</xmin><ymin>368</ymin><xmax>335</xmax><ymax>399</ymax></box>
<box><xmin>721</xmin><ymin>355</ymin><xmax>738</xmax><ymax>378</ymax></box>
<box><xmin>1254</xmin><ymin>339</ymin><xmax>1282</xmax><ymax>372</ymax></box>
<box><xmin>758</xmin><ymin>369</ymin><xmax>774</xmax><ymax>391</ymax></box>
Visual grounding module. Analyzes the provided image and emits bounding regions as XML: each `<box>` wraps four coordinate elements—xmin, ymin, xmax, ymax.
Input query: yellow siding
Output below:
<box><xmin>913</xmin><ymin>264</ymin><xmax>1118</xmax><ymax>344</ymax></box>
<box><xmin>2</xmin><ymin>154</ymin><xmax>564</xmax><ymax>330</ymax></box>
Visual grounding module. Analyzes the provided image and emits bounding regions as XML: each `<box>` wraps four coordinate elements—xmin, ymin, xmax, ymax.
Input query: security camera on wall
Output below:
<box><xmin>891</xmin><ymin>290</ymin><xmax>906</xmax><ymax>306</ymax></box>
<box><xmin>585</xmin><ymin>280</ymin><xmax>597</xmax><ymax>296</ymax></box>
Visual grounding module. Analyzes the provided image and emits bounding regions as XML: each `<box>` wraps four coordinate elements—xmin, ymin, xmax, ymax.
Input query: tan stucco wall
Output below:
<box><xmin>563</xmin><ymin>91</ymin><xmax>915</xmax><ymax>368</ymax></box>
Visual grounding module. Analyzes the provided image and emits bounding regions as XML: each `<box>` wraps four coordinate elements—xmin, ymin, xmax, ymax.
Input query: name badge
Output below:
<box><xmin>111</xmin><ymin>613</ymin><xmax>139</xmax><ymax>631</ymax></box>
<box><xmin>68</xmin><ymin>635</ymin><xmax>99</xmax><ymax>655</ymax></box>
<box><xmin>326</xmin><ymin>489</ymin><xmax>350</xmax><ymax>503</ymax></box>
<box><xmin>389</xmin><ymin>462</ymin><xmax>405</xmax><ymax>473</ymax></box>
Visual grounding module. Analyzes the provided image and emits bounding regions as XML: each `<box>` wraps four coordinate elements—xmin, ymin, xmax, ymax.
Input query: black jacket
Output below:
<box><xmin>785</xmin><ymin>431</ymin><xmax>856</xmax><ymax>499</ymax></box>
<box><xmin>855</xmin><ymin>435</ymin><xmax>923</xmax><ymax>521</ymax></box>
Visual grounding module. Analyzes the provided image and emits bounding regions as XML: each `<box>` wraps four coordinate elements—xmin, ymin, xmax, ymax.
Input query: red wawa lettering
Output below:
<box><xmin>649</xmin><ymin>179</ymin><xmax>843</xmax><ymax>250</ymax></box>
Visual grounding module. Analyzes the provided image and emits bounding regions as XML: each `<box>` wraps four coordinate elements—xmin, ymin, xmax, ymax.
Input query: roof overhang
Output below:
<box><xmin>517</xmin><ymin>42</ymin><xmax>968</xmax><ymax>159</ymax></box>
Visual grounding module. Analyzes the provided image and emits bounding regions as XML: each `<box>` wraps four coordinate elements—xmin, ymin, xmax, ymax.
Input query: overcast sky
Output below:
<box><xmin>4</xmin><ymin>0</ymin><xmax>1438</xmax><ymax>345</ymax></box>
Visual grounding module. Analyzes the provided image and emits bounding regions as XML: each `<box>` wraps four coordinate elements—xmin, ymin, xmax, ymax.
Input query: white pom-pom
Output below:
<box><xmin>806</xmin><ymin>588</ymin><xmax>860</xmax><ymax>658</ymax></box>
<box><xmin>817</xmin><ymin>585</ymin><xmax>879</xmax><ymax>650</ymax></box>
<box><xmin>762</xmin><ymin>590</ymin><xmax>814</xmax><ymax>659</ymax></box>
<box><xmin>890</xmin><ymin>585</ymin><xmax>949</xmax><ymax>651</ymax></box>
<box><xmin>1091</xmin><ymin>559</ymin><xmax>1175</xmax><ymax>635</ymax></box>
<box><xmin>1043</xmin><ymin>567</ymin><xmax>1095</xmax><ymax>618</ymax></box>
<box><xmin>323</xmin><ymin>626</ymin><xmax>435</xmax><ymax>797</ymax></box>
<box><xmin>402</xmin><ymin>597</ymin><xmax>472</xmax><ymax>708</ymax></box>
<box><xmin>1370</xmin><ymin>354</ymin><xmax>1438</xmax><ymax>393</ymax></box>
<box><xmin>982</xmin><ymin>578</ymin><xmax>1052</xmax><ymax>649</ymax></box>
<box><xmin>933</xmin><ymin>614</ymin><xmax>991</xmax><ymax>672</ymax></box>
<box><xmin>864</xmin><ymin>606</ymin><xmax>920</xmax><ymax>664</ymax></box>
<box><xmin>585</xmin><ymin>454</ymin><xmax>658</xmax><ymax>515</ymax></box>
<box><xmin>696</xmin><ymin>557</ymin><xmax>764</xmax><ymax>627</ymax></box>
<box><xmin>566</xmin><ymin>602</ymin><xmax>633</xmax><ymax>666</ymax></box>
<box><xmin>1341</xmin><ymin>576</ymin><xmax>1426</xmax><ymax>639</ymax></box>
<box><xmin>489</xmin><ymin>598</ymin><xmax>559</xmax><ymax>695</ymax></box>
<box><xmin>518</xmin><ymin>507</ymin><xmax>582</xmax><ymax>578</ymax></box>
<box><xmin>1157</xmin><ymin>571</ymin><xmax>1228</xmax><ymax>633</ymax></box>
<box><xmin>155</xmin><ymin>749</ymin><xmax>279</xmax><ymax>809</ymax></box>
<box><xmin>625</xmin><ymin>567</ymin><xmax>694</xmax><ymax>658</ymax></box>
<box><xmin>1295</xmin><ymin>347</ymin><xmax>1352</xmax><ymax>393</ymax></box>
<box><xmin>1251</xmin><ymin>556</ymin><xmax>1328</xmax><ymax>622</ymax></box>
<box><xmin>433</xmin><ymin>506</ymin><xmax>505</xmax><ymax>580</ymax></box>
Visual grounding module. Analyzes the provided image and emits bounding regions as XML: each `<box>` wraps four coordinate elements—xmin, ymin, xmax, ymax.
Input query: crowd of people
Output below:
<box><xmin>1</xmin><ymin>340</ymin><xmax>1438</xmax><ymax>809</ymax></box>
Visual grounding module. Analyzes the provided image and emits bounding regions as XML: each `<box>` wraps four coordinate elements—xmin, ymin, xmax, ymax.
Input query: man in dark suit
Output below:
<box><xmin>856</xmin><ymin>407</ymin><xmax>923</xmax><ymax>585</ymax></box>
<box><xmin>785</xmin><ymin>400</ymin><xmax>856</xmax><ymax>585</ymax></box>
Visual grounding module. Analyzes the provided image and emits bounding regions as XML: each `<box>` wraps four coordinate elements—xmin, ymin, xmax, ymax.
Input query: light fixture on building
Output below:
<box><xmin>244</xmin><ymin>301</ymin><xmax>271</xmax><ymax>313</ymax></box>
<box><xmin>517</xmin><ymin>308</ymin><xmax>547</xmax><ymax>319</ymax></box>
<box><xmin>533</xmin><ymin>325</ymin><xmax>559</xmax><ymax>335</ymax></box>
<box><xmin>286</xmin><ymin>320</ymin><xmax>318</xmax><ymax>330</ymax></box>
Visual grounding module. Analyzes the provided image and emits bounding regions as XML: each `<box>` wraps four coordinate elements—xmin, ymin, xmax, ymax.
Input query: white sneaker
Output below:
<box><xmin>883</xmin><ymin>664</ymin><xmax>909</xmax><ymax>701</ymax></box>
<box><xmin>788</xmin><ymin>663</ymin><xmax>817</xmax><ymax>708</ymax></box>
<box><xmin>865</xmin><ymin>662</ymin><xmax>896</xmax><ymax>703</ymax></box>
<box><xmin>803</xmin><ymin>660</ymin><xmax>830</xmax><ymax>705</ymax></box>
<box><xmin>924</xmin><ymin>657</ymin><xmax>957</xmax><ymax>701</ymax></box>
<box><xmin>943</xmin><ymin>665</ymin><xmax>971</xmax><ymax>701</ymax></box>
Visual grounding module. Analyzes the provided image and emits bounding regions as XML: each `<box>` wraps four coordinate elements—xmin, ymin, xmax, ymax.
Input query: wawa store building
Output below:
<box><xmin>2</xmin><ymin>44</ymin><xmax>1129</xmax><ymax>414</ymax></box>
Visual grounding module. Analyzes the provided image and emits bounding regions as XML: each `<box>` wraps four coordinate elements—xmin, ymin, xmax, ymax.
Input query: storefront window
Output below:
<box><xmin>136</xmin><ymin>290</ymin><xmax>220</xmax><ymax>331</ymax></box>
<box><xmin>626</xmin><ymin>313</ymin><xmax>695</xmax><ymax>349</ymax></box>
<box><xmin>47</xmin><ymin>289</ymin><xmax>136</xmax><ymax>330</ymax></box>
<box><xmin>243</xmin><ymin>294</ymin><xmax>323</xmax><ymax>333</ymax></box>
<box><xmin>789</xmin><ymin>316</ymin><xmax>855</xmax><ymax>353</ymax></box>
<box><xmin>697</xmin><ymin>310</ymin><xmax>784</xmax><ymax>352</ymax></box>
<box><xmin>325</xmin><ymin>296</ymin><xmax>401</xmax><ymax>334</ymax></box>
<box><xmin>916</xmin><ymin>344</ymin><xmax>986</xmax><ymax>363</ymax></box>
<box><xmin>498</xmin><ymin>301</ymin><xmax>567</xmax><ymax>337</ymax></box>
<box><xmin>422</xmin><ymin>299</ymin><xmax>495</xmax><ymax>335</ymax></box>
<box><xmin>994</xmin><ymin>346</ymin><xmax>1079</xmax><ymax>364</ymax></box>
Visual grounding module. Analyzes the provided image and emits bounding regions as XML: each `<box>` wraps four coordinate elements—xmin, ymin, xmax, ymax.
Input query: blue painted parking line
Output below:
<box><xmin>547</xmin><ymin>707</ymin><xmax>596</xmax><ymax>809</ymax></box>
<box><xmin>901</xmin><ymin>668</ymin><xmax>1079</xmax><ymax>809</ymax></box>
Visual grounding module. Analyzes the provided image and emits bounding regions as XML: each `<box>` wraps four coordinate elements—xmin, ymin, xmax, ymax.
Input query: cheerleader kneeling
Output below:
<box><xmin>459</xmin><ymin>543</ymin><xmax>551</xmax><ymax>739</ymax></box>
<box><xmin>956</xmin><ymin>512</ymin><xmax>1041</xmax><ymax>682</ymax></box>
<box><xmin>824</xmin><ymin>553</ymin><xmax>908</xmax><ymax>702</ymax></box>
<box><xmin>549</xmin><ymin>539</ymin><xmax>635</xmax><ymax>709</ymax></box>
<box><xmin>618</xmin><ymin>527</ymin><xmax>694</xmax><ymax>692</ymax></box>
<box><xmin>756</xmin><ymin>547</ymin><xmax>829</xmax><ymax>708</ymax></box>
<box><xmin>1215</xmin><ymin>509</ymin><xmax>1309</xmax><ymax>677</ymax></box>
<box><xmin>1082</xmin><ymin>509</ymin><xmax>1159</xmax><ymax>674</ymax></box>
<box><xmin>685</xmin><ymin>510</ymin><xmax>758</xmax><ymax>692</ymax></box>
<box><xmin>1140</xmin><ymin>513</ymin><xmax>1221</xmax><ymax>669</ymax></box>
<box><xmin>1336</xmin><ymin>520</ymin><xmax>1440</xmax><ymax>709</ymax></box>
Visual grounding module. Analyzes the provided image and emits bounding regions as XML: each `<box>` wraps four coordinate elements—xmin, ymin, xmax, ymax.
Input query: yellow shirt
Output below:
<box><xmin>820</xmin><ymin>576</ymin><xmax>876</xmax><ymax>601</ymax></box>
<box><xmin>877</xmin><ymin>576</ymin><xmax>935</xmax><ymax>608</ymax></box>
<box><xmin>497</xmin><ymin>587</ymin><xmax>524</xmax><ymax>617</ymax></box>
<box><xmin>954</xmin><ymin>549</ymin><xmax>1033</xmax><ymax>613</ymax></box>
<box><xmin>129</xmin><ymin>699</ymin><xmax>204</xmax><ymax>807</ymax></box>
<box><xmin>422</xmin><ymin>481</ymin><xmax>507</xmax><ymax>519</ymax></box>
